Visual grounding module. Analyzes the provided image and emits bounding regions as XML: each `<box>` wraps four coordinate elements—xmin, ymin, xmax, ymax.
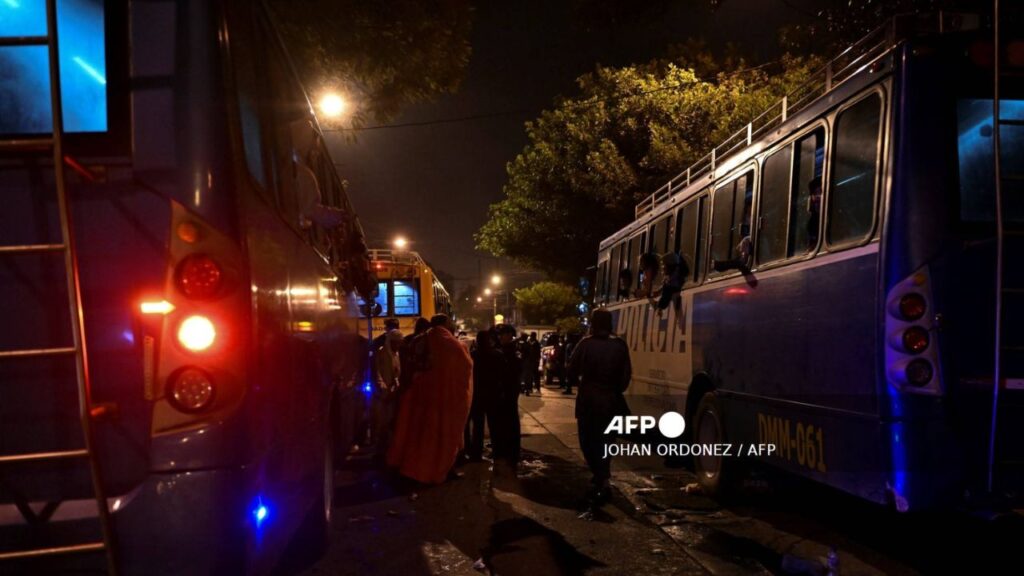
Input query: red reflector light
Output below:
<box><xmin>176</xmin><ymin>254</ymin><xmax>223</xmax><ymax>300</ymax></box>
<box><xmin>178</xmin><ymin>315</ymin><xmax>216</xmax><ymax>352</ymax></box>
<box><xmin>906</xmin><ymin>359</ymin><xmax>933</xmax><ymax>386</ymax></box>
<box><xmin>169</xmin><ymin>367</ymin><xmax>215</xmax><ymax>412</ymax></box>
<box><xmin>902</xmin><ymin>326</ymin><xmax>930</xmax><ymax>354</ymax></box>
<box><xmin>898</xmin><ymin>293</ymin><xmax>926</xmax><ymax>321</ymax></box>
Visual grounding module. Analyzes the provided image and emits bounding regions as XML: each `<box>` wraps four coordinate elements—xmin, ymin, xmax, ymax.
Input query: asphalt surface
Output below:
<box><xmin>300</xmin><ymin>386</ymin><xmax>1024</xmax><ymax>576</ymax></box>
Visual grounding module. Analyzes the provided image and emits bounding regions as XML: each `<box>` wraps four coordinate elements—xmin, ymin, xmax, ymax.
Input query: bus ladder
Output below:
<box><xmin>0</xmin><ymin>0</ymin><xmax>117</xmax><ymax>572</ymax></box>
<box><xmin>987</xmin><ymin>0</ymin><xmax>1023</xmax><ymax>495</ymax></box>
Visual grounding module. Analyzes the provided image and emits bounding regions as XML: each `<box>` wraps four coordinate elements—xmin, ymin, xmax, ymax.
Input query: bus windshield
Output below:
<box><xmin>956</xmin><ymin>98</ymin><xmax>1024</xmax><ymax>223</ymax></box>
<box><xmin>0</xmin><ymin>0</ymin><xmax>108</xmax><ymax>133</ymax></box>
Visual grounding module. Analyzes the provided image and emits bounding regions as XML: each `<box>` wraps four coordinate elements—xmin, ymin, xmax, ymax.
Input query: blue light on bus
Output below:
<box><xmin>0</xmin><ymin>0</ymin><xmax>107</xmax><ymax>133</ymax></box>
<box><xmin>252</xmin><ymin>497</ymin><xmax>270</xmax><ymax>529</ymax></box>
<box><xmin>363</xmin><ymin>381</ymin><xmax>373</xmax><ymax>395</ymax></box>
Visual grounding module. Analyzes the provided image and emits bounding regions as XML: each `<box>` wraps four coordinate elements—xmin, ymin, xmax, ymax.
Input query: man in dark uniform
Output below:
<box><xmin>493</xmin><ymin>324</ymin><xmax>523</xmax><ymax>469</ymax></box>
<box><xmin>567</xmin><ymin>309</ymin><xmax>631</xmax><ymax>505</ymax></box>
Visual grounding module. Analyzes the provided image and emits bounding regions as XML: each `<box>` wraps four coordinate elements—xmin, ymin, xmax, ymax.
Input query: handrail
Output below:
<box><xmin>633</xmin><ymin>17</ymin><xmax>906</xmax><ymax>220</ymax></box>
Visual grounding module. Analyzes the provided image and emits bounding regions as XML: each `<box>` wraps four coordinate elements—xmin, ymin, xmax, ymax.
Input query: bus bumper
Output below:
<box><xmin>115</xmin><ymin>467</ymin><xmax>247</xmax><ymax>575</ymax></box>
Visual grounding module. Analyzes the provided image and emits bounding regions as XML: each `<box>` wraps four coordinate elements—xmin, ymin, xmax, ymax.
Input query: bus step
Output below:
<box><xmin>0</xmin><ymin>449</ymin><xmax>89</xmax><ymax>465</ymax></box>
<box><xmin>0</xmin><ymin>347</ymin><xmax>77</xmax><ymax>360</ymax></box>
<box><xmin>0</xmin><ymin>36</ymin><xmax>49</xmax><ymax>48</ymax></box>
<box><xmin>0</xmin><ymin>243</ymin><xmax>66</xmax><ymax>255</ymax></box>
<box><xmin>0</xmin><ymin>138</ymin><xmax>55</xmax><ymax>152</ymax></box>
<box><xmin>0</xmin><ymin>542</ymin><xmax>105</xmax><ymax>561</ymax></box>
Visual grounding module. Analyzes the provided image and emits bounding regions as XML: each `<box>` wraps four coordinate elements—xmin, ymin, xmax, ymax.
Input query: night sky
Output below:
<box><xmin>327</xmin><ymin>0</ymin><xmax>813</xmax><ymax>291</ymax></box>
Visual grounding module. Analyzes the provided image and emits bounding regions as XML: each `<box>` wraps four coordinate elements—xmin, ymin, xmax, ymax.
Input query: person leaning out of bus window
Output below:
<box><xmin>290</xmin><ymin>119</ymin><xmax>347</xmax><ymax>230</ymax></box>
<box><xmin>617</xmin><ymin>268</ymin><xmax>633</xmax><ymax>300</ymax></box>
<box><xmin>806</xmin><ymin>176</ymin><xmax>823</xmax><ymax>247</ymax></box>
<box><xmin>712</xmin><ymin>225</ymin><xmax>753</xmax><ymax>273</ymax></box>
<box><xmin>635</xmin><ymin>252</ymin><xmax>660</xmax><ymax>298</ymax></box>
<box><xmin>656</xmin><ymin>252</ymin><xmax>690</xmax><ymax>311</ymax></box>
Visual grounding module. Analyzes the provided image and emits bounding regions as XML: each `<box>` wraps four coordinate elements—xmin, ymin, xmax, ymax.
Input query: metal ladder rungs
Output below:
<box><xmin>0</xmin><ymin>36</ymin><xmax>49</xmax><ymax>48</ymax></box>
<box><xmin>0</xmin><ymin>138</ymin><xmax>55</xmax><ymax>152</ymax></box>
<box><xmin>0</xmin><ymin>542</ymin><xmax>105</xmax><ymax>562</ymax></box>
<box><xmin>0</xmin><ymin>243</ymin><xmax>65</xmax><ymax>255</ymax></box>
<box><xmin>0</xmin><ymin>346</ymin><xmax>77</xmax><ymax>360</ymax></box>
<box><xmin>0</xmin><ymin>449</ymin><xmax>88</xmax><ymax>465</ymax></box>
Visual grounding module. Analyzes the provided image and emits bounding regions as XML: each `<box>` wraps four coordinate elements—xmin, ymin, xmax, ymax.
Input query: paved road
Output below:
<box><xmin>301</xmin><ymin>386</ymin><xmax>1024</xmax><ymax>575</ymax></box>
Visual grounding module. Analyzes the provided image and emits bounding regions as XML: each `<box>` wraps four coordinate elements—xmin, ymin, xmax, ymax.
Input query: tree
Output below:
<box><xmin>514</xmin><ymin>282</ymin><xmax>580</xmax><ymax>325</ymax></box>
<box><xmin>476</xmin><ymin>56</ymin><xmax>817</xmax><ymax>279</ymax></box>
<box><xmin>268</xmin><ymin>0</ymin><xmax>473</xmax><ymax>126</ymax></box>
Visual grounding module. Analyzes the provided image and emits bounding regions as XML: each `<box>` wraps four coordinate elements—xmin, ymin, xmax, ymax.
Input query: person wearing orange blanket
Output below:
<box><xmin>386</xmin><ymin>314</ymin><xmax>474</xmax><ymax>484</ymax></box>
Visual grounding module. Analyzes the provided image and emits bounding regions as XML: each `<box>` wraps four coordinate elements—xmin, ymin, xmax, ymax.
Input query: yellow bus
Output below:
<box><xmin>358</xmin><ymin>249</ymin><xmax>452</xmax><ymax>338</ymax></box>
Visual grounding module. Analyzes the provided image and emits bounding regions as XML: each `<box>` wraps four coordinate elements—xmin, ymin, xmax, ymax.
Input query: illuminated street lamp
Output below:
<box><xmin>393</xmin><ymin>236</ymin><xmax>408</xmax><ymax>250</ymax></box>
<box><xmin>490</xmin><ymin>274</ymin><xmax>502</xmax><ymax>286</ymax></box>
<box><xmin>476</xmin><ymin>297</ymin><xmax>482</xmax><ymax>303</ymax></box>
<box><xmin>318</xmin><ymin>92</ymin><xmax>347</xmax><ymax>118</ymax></box>
<box><xmin>484</xmin><ymin>288</ymin><xmax>492</xmax><ymax>296</ymax></box>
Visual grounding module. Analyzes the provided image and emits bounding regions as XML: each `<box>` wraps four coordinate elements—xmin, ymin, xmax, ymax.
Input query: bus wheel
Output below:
<box><xmin>693</xmin><ymin>392</ymin><xmax>730</xmax><ymax>497</ymax></box>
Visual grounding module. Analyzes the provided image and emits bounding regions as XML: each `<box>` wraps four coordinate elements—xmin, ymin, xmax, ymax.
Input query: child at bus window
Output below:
<box><xmin>806</xmin><ymin>176</ymin><xmax>823</xmax><ymax>248</ymax></box>
<box><xmin>636</xmin><ymin>252</ymin><xmax>660</xmax><ymax>298</ymax></box>
<box><xmin>656</xmin><ymin>252</ymin><xmax>689</xmax><ymax>311</ymax></box>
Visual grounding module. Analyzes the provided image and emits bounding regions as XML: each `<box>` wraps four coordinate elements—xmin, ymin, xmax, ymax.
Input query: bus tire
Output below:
<box><xmin>692</xmin><ymin>391</ymin><xmax>732</xmax><ymax>497</ymax></box>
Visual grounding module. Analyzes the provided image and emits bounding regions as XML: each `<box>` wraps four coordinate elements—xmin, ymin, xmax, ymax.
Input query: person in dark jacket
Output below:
<box><xmin>466</xmin><ymin>329</ymin><xmax>501</xmax><ymax>461</ymax></box>
<box><xmin>492</xmin><ymin>324</ymin><xmax>523</xmax><ymax>468</ymax></box>
<box><xmin>567</xmin><ymin>309</ymin><xmax>631</xmax><ymax>505</ymax></box>
<box><xmin>398</xmin><ymin>317</ymin><xmax>431</xmax><ymax>392</ymax></box>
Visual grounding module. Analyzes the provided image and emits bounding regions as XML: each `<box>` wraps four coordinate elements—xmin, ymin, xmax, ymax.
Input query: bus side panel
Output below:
<box><xmin>693</xmin><ymin>248</ymin><xmax>884</xmax><ymax>496</ymax></box>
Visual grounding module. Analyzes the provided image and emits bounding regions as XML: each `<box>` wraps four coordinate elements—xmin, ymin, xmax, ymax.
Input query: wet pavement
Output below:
<box><xmin>301</xmin><ymin>386</ymin><xmax>1024</xmax><ymax>575</ymax></box>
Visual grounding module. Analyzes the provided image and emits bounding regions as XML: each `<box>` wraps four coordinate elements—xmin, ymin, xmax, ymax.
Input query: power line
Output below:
<box><xmin>325</xmin><ymin>59</ymin><xmax>782</xmax><ymax>133</ymax></box>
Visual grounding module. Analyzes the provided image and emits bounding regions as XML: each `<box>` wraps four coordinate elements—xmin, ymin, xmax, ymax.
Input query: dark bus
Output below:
<box><xmin>1</xmin><ymin>0</ymin><xmax>372</xmax><ymax>573</ymax></box>
<box><xmin>594</xmin><ymin>12</ymin><xmax>1023</xmax><ymax>512</ymax></box>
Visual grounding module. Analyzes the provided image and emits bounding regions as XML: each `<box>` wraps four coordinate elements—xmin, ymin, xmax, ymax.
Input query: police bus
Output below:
<box><xmin>593</xmin><ymin>12</ymin><xmax>1023</xmax><ymax>512</ymax></box>
<box><xmin>1</xmin><ymin>0</ymin><xmax>372</xmax><ymax>573</ymax></box>
<box><xmin>358</xmin><ymin>248</ymin><xmax>453</xmax><ymax>339</ymax></box>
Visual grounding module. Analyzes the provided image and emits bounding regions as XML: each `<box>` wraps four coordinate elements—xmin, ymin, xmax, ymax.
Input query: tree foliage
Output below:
<box><xmin>268</xmin><ymin>0</ymin><xmax>473</xmax><ymax>126</ymax></box>
<box><xmin>514</xmin><ymin>282</ymin><xmax>580</xmax><ymax>325</ymax></box>
<box><xmin>476</xmin><ymin>56</ymin><xmax>817</xmax><ymax>278</ymax></box>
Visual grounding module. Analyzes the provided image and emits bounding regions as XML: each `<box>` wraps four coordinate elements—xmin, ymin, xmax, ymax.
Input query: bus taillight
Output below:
<box><xmin>898</xmin><ymin>293</ymin><xmax>926</xmax><ymax>321</ymax></box>
<box><xmin>168</xmin><ymin>367</ymin><xmax>215</xmax><ymax>412</ymax></box>
<box><xmin>902</xmin><ymin>326</ymin><xmax>930</xmax><ymax>354</ymax></box>
<box><xmin>176</xmin><ymin>254</ymin><xmax>223</xmax><ymax>299</ymax></box>
<box><xmin>905</xmin><ymin>359</ymin><xmax>933</xmax><ymax>387</ymax></box>
<box><xmin>178</xmin><ymin>315</ymin><xmax>217</xmax><ymax>352</ymax></box>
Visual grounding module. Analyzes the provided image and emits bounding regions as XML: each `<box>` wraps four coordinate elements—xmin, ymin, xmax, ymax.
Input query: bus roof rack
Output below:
<box><xmin>367</xmin><ymin>248</ymin><xmax>426</xmax><ymax>267</ymax></box>
<box><xmin>633</xmin><ymin>11</ymin><xmax>981</xmax><ymax>220</ymax></box>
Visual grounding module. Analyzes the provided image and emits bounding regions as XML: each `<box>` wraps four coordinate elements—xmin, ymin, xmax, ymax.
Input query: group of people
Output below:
<box><xmin>365</xmin><ymin>309</ymin><xmax>633</xmax><ymax>508</ymax></box>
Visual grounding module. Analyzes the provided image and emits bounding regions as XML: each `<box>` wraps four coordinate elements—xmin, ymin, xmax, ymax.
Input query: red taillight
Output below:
<box><xmin>898</xmin><ymin>293</ymin><xmax>926</xmax><ymax>321</ymax></box>
<box><xmin>178</xmin><ymin>315</ymin><xmax>216</xmax><ymax>352</ymax></box>
<box><xmin>902</xmin><ymin>326</ymin><xmax>929</xmax><ymax>354</ymax></box>
<box><xmin>168</xmin><ymin>367</ymin><xmax>215</xmax><ymax>412</ymax></box>
<box><xmin>176</xmin><ymin>254</ymin><xmax>223</xmax><ymax>300</ymax></box>
<box><xmin>905</xmin><ymin>359</ymin><xmax>933</xmax><ymax>386</ymax></box>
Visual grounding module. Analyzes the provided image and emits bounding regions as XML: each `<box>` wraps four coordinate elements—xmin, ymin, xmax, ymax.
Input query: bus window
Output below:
<box><xmin>650</xmin><ymin>215</ymin><xmax>671</xmax><ymax>255</ymax></box>
<box><xmin>676</xmin><ymin>194</ymin><xmax>707</xmax><ymax>285</ymax></box>
<box><xmin>0</xmin><ymin>0</ymin><xmax>108</xmax><ymax>134</ymax></box>
<box><xmin>758</xmin><ymin>145</ymin><xmax>793</xmax><ymax>265</ymax></box>
<box><xmin>828</xmin><ymin>94</ymin><xmax>881</xmax><ymax>245</ymax></box>
<box><xmin>393</xmin><ymin>280</ymin><xmax>421</xmax><ymax>316</ymax></box>
<box><xmin>710</xmin><ymin>171</ymin><xmax>753</xmax><ymax>273</ymax></box>
<box><xmin>790</xmin><ymin>129</ymin><xmax>825</xmax><ymax>254</ymax></box>
<box><xmin>374</xmin><ymin>281</ymin><xmax>390</xmax><ymax>316</ymax></box>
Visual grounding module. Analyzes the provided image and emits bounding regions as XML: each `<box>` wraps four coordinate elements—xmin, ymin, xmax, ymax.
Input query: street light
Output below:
<box><xmin>393</xmin><ymin>236</ymin><xmax>408</xmax><ymax>250</ymax></box>
<box><xmin>484</xmin><ymin>288</ymin><xmax>492</xmax><ymax>296</ymax></box>
<box><xmin>490</xmin><ymin>274</ymin><xmax>502</xmax><ymax>286</ymax></box>
<box><xmin>318</xmin><ymin>92</ymin><xmax>347</xmax><ymax>118</ymax></box>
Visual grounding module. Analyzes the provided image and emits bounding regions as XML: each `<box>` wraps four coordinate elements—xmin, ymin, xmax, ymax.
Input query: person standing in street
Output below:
<box><xmin>492</xmin><ymin>324</ymin><xmax>523</xmax><ymax>470</ymax></box>
<box><xmin>387</xmin><ymin>315</ymin><xmax>474</xmax><ymax>484</ymax></box>
<box><xmin>567</xmin><ymin>309</ymin><xmax>632</xmax><ymax>506</ymax></box>
<box><xmin>466</xmin><ymin>329</ymin><xmax>501</xmax><ymax>461</ymax></box>
<box><xmin>371</xmin><ymin>329</ymin><xmax>403</xmax><ymax>461</ymax></box>
<box><xmin>527</xmin><ymin>332</ymin><xmax>542</xmax><ymax>393</ymax></box>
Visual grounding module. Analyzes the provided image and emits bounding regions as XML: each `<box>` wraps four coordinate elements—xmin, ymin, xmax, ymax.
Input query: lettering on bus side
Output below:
<box><xmin>613</xmin><ymin>293</ymin><xmax>691</xmax><ymax>354</ymax></box>
<box><xmin>756</xmin><ymin>413</ymin><xmax>827</xmax><ymax>473</ymax></box>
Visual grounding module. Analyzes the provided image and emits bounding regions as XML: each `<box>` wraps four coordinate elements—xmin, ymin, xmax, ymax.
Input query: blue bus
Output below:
<box><xmin>1</xmin><ymin>0</ymin><xmax>372</xmax><ymax>573</ymax></box>
<box><xmin>594</xmin><ymin>12</ymin><xmax>1023</xmax><ymax>512</ymax></box>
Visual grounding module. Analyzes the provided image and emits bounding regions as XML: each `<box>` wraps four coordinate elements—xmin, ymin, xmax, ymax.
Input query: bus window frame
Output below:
<box><xmin>753</xmin><ymin>120</ymin><xmax>830</xmax><ymax>272</ymax></box>
<box><xmin>624</xmin><ymin>230</ymin><xmax>646</xmax><ymax>299</ymax></box>
<box><xmin>707</xmin><ymin>164</ymin><xmax>757</xmax><ymax>281</ymax></box>
<box><xmin>596</xmin><ymin>256</ymin><xmax>609</xmax><ymax>304</ymax></box>
<box><xmin>674</xmin><ymin>191</ymin><xmax>708</xmax><ymax>288</ymax></box>
<box><xmin>824</xmin><ymin>87</ymin><xmax>887</xmax><ymax>252</ymax></box>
